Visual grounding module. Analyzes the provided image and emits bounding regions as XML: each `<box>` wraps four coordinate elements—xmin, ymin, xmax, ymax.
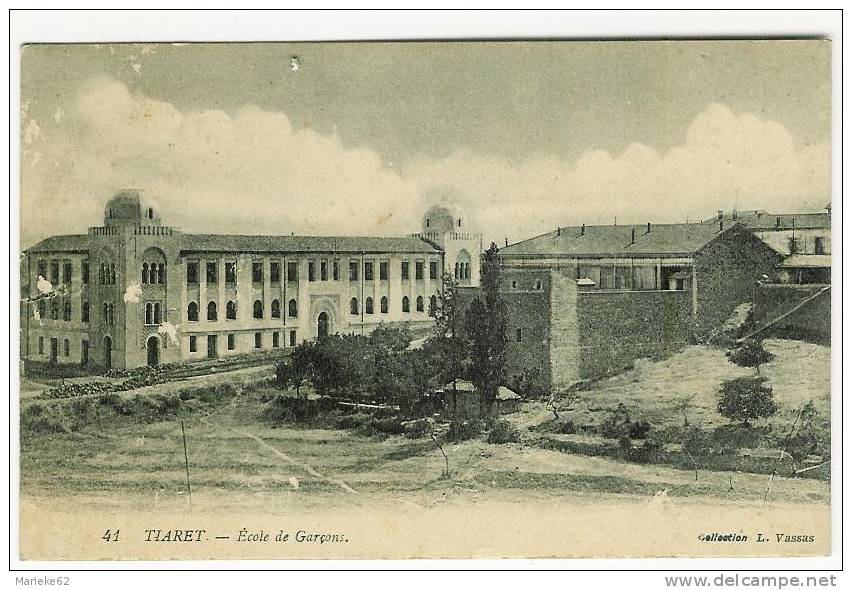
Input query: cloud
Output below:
<box><xmin>20</xmin><ymin>79</ymin><xmax>828</xmax><ymax>249</ymax></box>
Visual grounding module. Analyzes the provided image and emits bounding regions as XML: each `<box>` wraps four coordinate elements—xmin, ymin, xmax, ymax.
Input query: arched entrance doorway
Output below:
<box><xmin>146</xmin><ymin>336</ymin><xmax>160</xmax><ymax>367</ymax></box>
<box><xmin>103</xmin><ymin>336</ymin><xmax>112</xmax><ymax>369</ymax></box>
<box><xmin>317</xmin><ymin>311</ymin><xmax>330</xmax><ymax>339</ymax></box>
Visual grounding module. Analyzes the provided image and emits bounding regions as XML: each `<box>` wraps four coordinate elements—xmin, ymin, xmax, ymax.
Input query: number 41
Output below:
<box><xmin>102</xmin><ymin>529</ymin><xmax>120</xmax><ymax>542</ymax></box>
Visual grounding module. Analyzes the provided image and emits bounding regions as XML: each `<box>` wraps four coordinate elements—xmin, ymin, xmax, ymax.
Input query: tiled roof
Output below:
<box><xmin>26</xmin><ymin>235</ymin><xmax>90</xmax><ymax>253</ymax></box>
<box><xmin>779</xmin><ymin>254</ymin><xmax>832</xmax><ymax>268</ymax></box>
<box><xmin>179</xmin><ymin>234</ymin><xmax>441</xmax><ymax>255</ymax></box>
<box><xmin>703</xmin><ymin>211</ymin><xmax>831</xmax><ymax>230</ymax></box>
<box><xmin>500</xmin><ymin>222</ymin><xmax>742</xmax><ymax>258</ymax></box>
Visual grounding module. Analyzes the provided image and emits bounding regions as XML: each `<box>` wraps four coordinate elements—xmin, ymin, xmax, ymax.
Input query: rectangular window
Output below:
<box><xmin>63</xmin><ymin>262</ymin><xmax>72</xmax><ymax>284</ymax></box>
<box><xmin>380</xmin><ymin>261</ymin><xmax>389</xmax><ymax>281</ymax></box>
<box><xmin>37</xmin><ymin>261</ymin><xmax>47</xmax><ymax>280</ymax></box>
<box><xmin>270</xmin><ymin>262</ymin><xmax>281</xmax><ymax>283</ymax></box>
<box><xmin>254</xmin><ymin>332</ymin><xmax>262</xmax><ymax>349</ymax></box>
<box><xmin>788</xmin><ymin>237</ymin><xmax>799</xmax><ymax>254</ymax></box>
<box><xmin>516</xmin><ymin>328</ymin><xmax>522</xmax><ymax>342</ymax></box>
<box><xmin>227</xmin><ymin>333</ymin><xmax>235</xmax><ymax>351</ymax></box>
<box><xmin>81</xmin><ymin>301</ymin><xmax>89</xmax><ymax>323</ymax></box>
<box><xmin>206</xmin><ymin>261</ymin><xmax>218</xmax><ymax>283</ymax></box>
<box><xmin>186</xmin><ymin>262</ymin><xmax>199</xmax><ymax>284</ymax></box>
<box><xmin>308</xmin><ymin>261</ymin><xmax>316</xmax><ymax>282</ymax></box>
<box><xmin>81</xmin><ymin>340</ymin><xmax>89</xmax><ymax>366</ymax></box>
<box><xmin>81</xmin><ymin>262</ymin><xmax>90</xmax><ymax>284</ymax></box>
<box><xmin>38</xmin><ymin>336</ymin><xmax>44</xmax><ymax>355</ymax></box>
<box><xmin>429</xmin><ymin>261</ymin><xmax>438</xmax><ymax>280</ymax></box>
<box><xmin>321</xmin><ymin>260</ymin><xmax>328</xmax><ymax>281</ymax></box>
<box><xmin>333</xmin><ymin>260</ymin><xmax>340</xmax><ymax>281</ymax></box>
<box><xmin>349</xmin><ymin>261</ymin><xmax>359</xmax><ymax>281</ymax></box>
<box><xmin>364</xmin><ymin>262</ymin><xmax>374</xmax><ymax>281</ymax></box>
<box><xmin>189</xmin><ymin>335</ymin><xmax>197</xmax><ymax>353</ymax></box>
<box><xmin>63</xmin><ymin>338</ymin><xmax>70</xmax><ymax>357</ymax></box>
<box><xmin>289</xmin><ymin>330</ymin><xmax>296</xmax><ymax>347</ymax></box>
<box><xmin>225</xmin><ymin>262</ymin><xmax>237</xmax><ymax>284</ymax></box>
<box><xmin>49</xmin><ymin>261</ymin><xmax>60</xmax><ymax>284</ymax></box>
<box><xmin>62</xmin><ymin>298</ymin><xmax>71</xmax><ymax>321</ymax></box>
<box><xmin>252</xmin><ymin>262</ymin><xmax>264</xmax><ymax>283</ymax></box>
<box><xmin>814</xmin><ymin>237</ymin><xmax>825</xmax><ymax>255</ymax></box>
<box><xmin>402</xmin><ymin>261</ymin><xmax>410</xmax><ymax>280</ymax></box>
<box><xmin>287</xmin><ymin>262</ymin><xmax>298</xmax><ymax>282</ymax></box>
<box><xmin>273</xmin><ymin>332</ymin><xmax>280</xmax><ymax>348</ymax></box>
<box><xmin>415</xmin><ymin>261</ymin><xmax>424</xmax><ymax>280</ymax></box>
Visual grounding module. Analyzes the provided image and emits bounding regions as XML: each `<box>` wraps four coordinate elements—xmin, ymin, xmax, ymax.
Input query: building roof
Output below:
<box><xmin>779</xmin><ymin>254</ymin><xmax>832</xmax><ymax>269</ymax></box>
<box><xmin>500</xmin><ymin>222</ymin><xmax>744</xmax><ymax>258</ymax></box>
<box><xmin>179</xmin><ymin>234</ymin><xmax>441</xmax><ymax>255</ymax></box>
<box><xmin>703</xmin><ymin>211</ymin><xmax>830</xmax><ymax>230</ymax></box>
<box><xmin>26</xmin><ymin>235</ymin><xmax>90</xmax><ymax>254</ymax></box>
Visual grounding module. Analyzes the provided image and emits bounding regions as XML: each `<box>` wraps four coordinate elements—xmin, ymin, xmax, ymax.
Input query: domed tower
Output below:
<box><xmin>421</xmin><ymin>204</ymin><xmax>481</xmax><ymax>287</ymax></box>
<box><xmin>104</xmin><ymin>189</ymin><xmax>162</xmax><ymax>227</ymax></box>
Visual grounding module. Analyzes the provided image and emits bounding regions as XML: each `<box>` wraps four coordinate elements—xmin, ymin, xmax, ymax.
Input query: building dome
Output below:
<box><xmin>104</xmin><ymin>189</ymin><xmax>162</xmax><ymax>226</ymax></box>
<box><xmin>422</xmin><ymin>203</ymin><xmax>467</xmax><ymax>234</ymax></box>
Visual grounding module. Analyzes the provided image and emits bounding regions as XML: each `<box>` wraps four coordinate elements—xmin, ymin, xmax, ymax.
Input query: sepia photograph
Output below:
<box><xmin>12</xmin><ymin>15</ymin><xmax>837</xmax><ymax>567</ymax></box>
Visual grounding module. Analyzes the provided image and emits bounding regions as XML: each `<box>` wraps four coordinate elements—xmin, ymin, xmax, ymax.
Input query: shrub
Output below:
<box><xmin>717</xmin><ymin>377</ymin><xmax>777</xmax><ymax>426</ymax></box>
<box><xmin>334</xmin><ymin>412</ymin><xmax>371</xmax><ymax>430</ymax></box>
<box><xmin>600</xmin><ymin>404</ymin><xmax>632</xmax><ymax>440</ymax></box>
<box><xmin>487</xmin><ymin>420</ymin><xmax>521</xmax><ymax>444</ymax></box>
<box><xmin>448</xmin><ymin>418</ymin><xmax>483</xmax><ymax>442</ymax></box>
<box><xmin>98</xmin><ymin>392</ymin><xmax>123</xmax><ymax>407</ymax></box>
<box><xmin>372</xmin><ymin>416</ymin><xmax>405</xmax><ymax>435</ymax></box>
<box><xmin>403</xmin><ymin>418</ymin><xmax>432</xmax><ymax>439</ymax></box>
<box><xmin>21</xmin><ymin>403</ymin><xmax>68</xmax><ymax>434</ymax></box>
<box><xmin>727</xmin><ymin>338</ymin><xmax>774</xmax><ymax>371</ymax></box>
<box><xmin>558</xmin><ymin>420</ymin><xmax>577</xmax><ymax>435</ymax></box>
<box><xmin>629</xmin><ymin>419</ymin><xmax>651</xmax><ymax>440</ymax></box>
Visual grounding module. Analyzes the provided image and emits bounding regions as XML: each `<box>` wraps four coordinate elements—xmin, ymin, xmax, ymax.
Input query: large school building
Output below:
<box><xmin>22</xmin><ymin>191</ymin><xmax>480</xmax><ymax>370</ymax></box>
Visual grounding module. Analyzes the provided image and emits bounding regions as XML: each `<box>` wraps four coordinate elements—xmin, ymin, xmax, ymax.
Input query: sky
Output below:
<box><xmin>20</xmin><ymin>40</ymin><xmax>831</xmax><ymax>249</ymax></box>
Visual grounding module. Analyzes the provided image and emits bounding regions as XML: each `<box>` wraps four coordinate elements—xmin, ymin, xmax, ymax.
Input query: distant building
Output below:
<box><xmin>704</xmin><ymin>208</ymin><xmax>831</xmax><ymax>284</ymax></box>
<box><xmin>22</xmin><ymin>190</ymin><xmax>480</xmax><ymax>370</ymax></box>
<box><xmin>461</xmin><ymin>221</ymin><xmax>780</xmax><ymax>392</ymax></box>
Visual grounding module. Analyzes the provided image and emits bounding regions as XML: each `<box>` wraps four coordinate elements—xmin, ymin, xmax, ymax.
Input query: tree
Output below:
<box><xmin>727</xmin><ymin>338</ymin><xmax>773</xmax><ymax>374</ymax></box>
<box><xmin>464</xmin><ymin>242</ymin><xmax>508</xmax><ymax>416</ymax></box>
<box><xmin>672</xmin><ymin>393</ymin><xmax>696</xmax><ymax>427</ymax></box>
<box><xmin>428</xmin><ymin>272</ymin><xmax>467</xmax><ymax>385</ymax></box>
<box><xmin>717</xmin><ymin>376</ymin><xmax>778</xmax><ymax>426</ymax></box>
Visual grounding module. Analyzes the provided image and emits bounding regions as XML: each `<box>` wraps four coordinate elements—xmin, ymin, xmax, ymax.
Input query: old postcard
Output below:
<box><xmin>17</xmin><ymin>39</ymin><xmax>832</xmax><ymax>561</ymax></box>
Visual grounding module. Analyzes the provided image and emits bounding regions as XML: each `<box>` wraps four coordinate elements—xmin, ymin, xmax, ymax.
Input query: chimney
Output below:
<box><xmin>717</xmin><ymin>210</ymin><xmax>723</xmax><ymax>221</ymax></box>
<box><xmin>557</xmin><ymin>227</ymin><xmax>561</xmax><ymax>237</ymax></box>
<box><xmin>645</xmin><ymin>222</ymin><xmax>651</xmax><ymax>234</ymax></box>
<box><xmin>505</xmin><ymin>237</ymin><xmax>508</xmax><ymax>247</ymax></box>
<box><xmin>630</xmin><ymin>228</ymin><xmax>635</xmax><ymax>244</ymax></box>
<box><xmin>776</xmin><ymin>216</ymin><xmax>781</xmax><ymax>228</ymax></box>
<box><xmin>718</xmin><ymin>220</ymin><xmax>723</xmax><ymax>233</ymax></box>
<box><xmin>580</xmin><ymin>224</ymin><xmax>585</xmax><ymax>236</ymax></box>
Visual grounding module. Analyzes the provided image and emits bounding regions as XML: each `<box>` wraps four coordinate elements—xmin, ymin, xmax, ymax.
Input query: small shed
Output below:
<box><xmin>496</xmin><ymin>386</ymin><xmax>522</xmax><ymax>414</ymax></box>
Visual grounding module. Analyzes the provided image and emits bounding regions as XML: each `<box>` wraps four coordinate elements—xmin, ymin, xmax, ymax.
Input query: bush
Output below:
<box><xmin>21</xmin><ymin>403</ymin><xmax>68</xmax><ymax>434</ymax></box>
<box><xmin>98</xmin><ymin>392</ymin><xmax>123</xmax><ymax>407</ymax></box>
<box><xmin>558</xmin><ymin>420</ymin><xmax>576</xmax><ymax>435</ymax></box>
<box><xmin>727</xmin><ymin>338</ymin><xmax>774</xmax><ymax>370</ymax></box>
<box><xmin>629</xmin><ymin>419</ymin><xmax>651</xmax><ymax>440</ymax></box>
<box><xmin>372</xmin><ymin>416</ymin><xmax>405</xmax><ymax>435</ymax></box>
<box><xmin>403</xmin><ymin>418</ymin><xmax>432</xmax><ymax>439</ymax></box>
<box><xmin>448</xmin><ymin>418</ymin><xmax>483</xmax><ymax>442</ymax></box>
<box><xmin>717</xmin><ymin>377</ymin><xmax>777</xmax><ymax>426</ymax></box>
<box><xmin>600</xmin><ymin>404</ymin><xmax>632</xmax><ymax>440</ymax></box>
<box><xmin>487</xmin><ymin>420</ymin><xmax>521</xmax><ymax>444</ymax></box>
<box><xmin>334</xmin><ymin>412</ymin><xmax>372</xmax><ymax>430</ymax></box>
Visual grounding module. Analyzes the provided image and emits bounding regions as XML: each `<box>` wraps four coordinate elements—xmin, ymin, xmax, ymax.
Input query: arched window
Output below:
<box><xmin>149</xmin><ymin>263</ymin><xmax>157</xmax><ymax>284</ymax></box>
<box><xmin>288</xmin><ymin>299</ymin><xmax>297</xmax><ymax>317</ymax></box>
<box><xmin>416</xmin><ymin>296</ymin><xmax>424</xmax><ymax>312</ymax></box>
<box><xmin>142</xmin><ymin>263</ymin><xmax>149</xmax><ymax>284</ymax></box>
<box><xmin>429</xmin><ymin>295</ymin><xmax>437</xmax><ymax>317</ymax></box>
<box><xmin>145</xmin><ymin>303</ymin><xmax>153</xmax><ymax>325</ymax></box>
<box><xmin>158</xmin><ymin>264</ymin><xmax>166</xmax><ymax>284</ymax></box>
<box><xmin>107</xmin><ymin>304</ymin><xmax>114</xmax><ymax>325</ymax></box>
<box><xmin>110</xmin><ymin>264</ymin><xmax>116</xmax><ymax>285</ymax></box>
<box><xmin>402</xmin><ymin>296</ymin><xmax>410</xmax><ymax>313</ymax></box>
<box><xmin>365</xmin><ymin>297</ymin><xmax>374</xmax><ymax>315</ymax></box>
<box><xmin>380</xmin><ymin>296</ymin><xmax>388</xmax><ymax>314</ymax></box>
<box><xmin>226</xmin><ymin>300</ymin><xmax>236</xmax><ymax>320</ymax></box>
<box><xmin>535</xmin><ymin>279</ymin><xmax>542</xmax><ymax>290</ymax></box>
<box><xmin>99</xmin><ymin>264</ymin><xmax>105</xmax><ymax>285</ymax></box>
<box><xmin>148</xmin><ymin>207</ymin><xmax>153</xmax><ymax>219</ymax></box>
<box><xmin>454</xmin><ymin>262</ymin><xmax>459</xmax><ymax>279</ymax></box>
<box><xmin>350</xmin><ymin>297</ymin><xmax>359</xmax><ymax>315</ymax></box>
<box><xmin>271</xmin><ymin>299</ymin><xmax>281</xmax><ymax>319</ymax></box>
<box><xmin>253</xmin><ymin>300</ymin><xmax>263</xmax><ymax>319</ymax></box>
<box><xmin>154</xmin><ymin>302</ymin><xmax>161</xmax><ymax>324</ymax></box>
<box><xmin>207</xmin><ymin>301</ymin><xmax>217</xmax><ymax>321</ymax></box>
<box><xmin>187</xmin><ymin>301</ymin><xmax>198</xmax><ymax>322</ymax></box>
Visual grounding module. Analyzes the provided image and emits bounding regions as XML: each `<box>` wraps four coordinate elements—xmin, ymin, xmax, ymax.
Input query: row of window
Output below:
<box><xmin>36</xmin><ymin>260</ymin><xmax>79</xmax><ymax>285</ymax></box>
<box><xmin>184</xmin><ymin>259</ymin><xmax>441</xmax><ymax>285</ymax></box>
<box><xmin>141</xmin><ymin>262</ymin><xmax>167</xmax><ymax>284</ymax></box>
<box><xmin>348</xmin><ymin>295</ymin><xmax>436</xmax><ymax>315</ymax></box>
<box><xmin>789</xmin><ymin>236</ymin><xmax>827</xmax><ymax>255</ymax></box>
<box><xmin>37</xmin><ymin>336</ymin><xmax>88</xmax><ymax>365</ymax></box>
<box><xmin>454</xmin><ymin>262</ymin><xmax>471</xmax><ymax>281</ymax></box>
<box><xmin>187</xmin><ymin>330</ymin><xmax>297</xmax><ymax>354</ymax></box>
<box><xmin>186</xmin><ymin>298</ymin><xmax>297</xmax><ymax>322</ymax></box>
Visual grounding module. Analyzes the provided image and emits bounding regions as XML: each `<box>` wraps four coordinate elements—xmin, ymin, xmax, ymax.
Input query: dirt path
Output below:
<box><xmin>199</xmin><ymin>415</ymin><xmax>358</xmax><ymax>495</ymax></box>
